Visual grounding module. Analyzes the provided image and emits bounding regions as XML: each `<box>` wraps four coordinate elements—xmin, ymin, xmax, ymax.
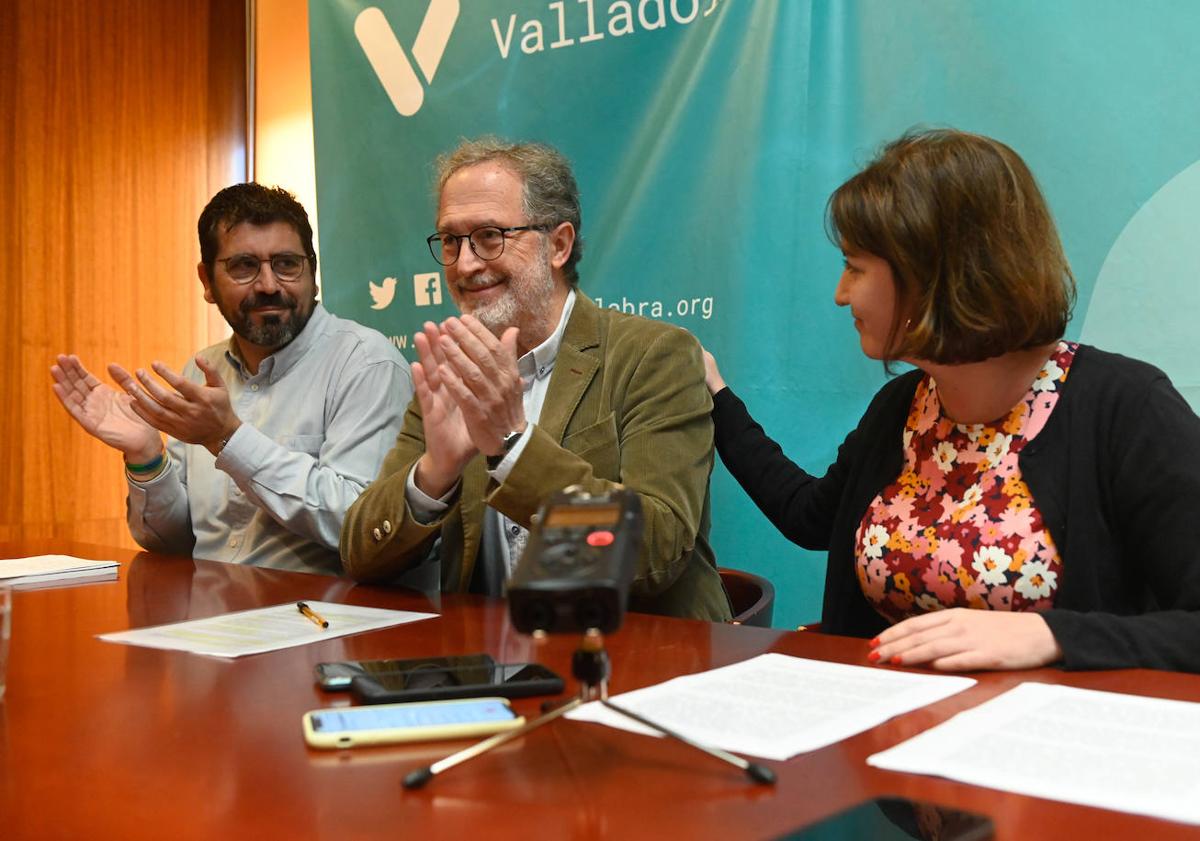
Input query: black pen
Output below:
<box><xmin>297</xmin><ymin>601</ymin><xmax>329</xmax><ymax>629</ymax></box>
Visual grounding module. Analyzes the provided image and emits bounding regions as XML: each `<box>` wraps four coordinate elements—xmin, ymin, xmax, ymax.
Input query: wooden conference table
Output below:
<box><xmin>2</xmin><ymin>540</ymin><xmax>1199</xmax><ymax>840</ymax></box>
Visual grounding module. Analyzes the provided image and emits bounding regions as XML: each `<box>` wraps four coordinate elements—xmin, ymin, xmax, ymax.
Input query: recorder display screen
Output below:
<box><xmin>544</xmin><ymin>504</ymin><xmax>621</xmax><ymax>528</ymax></box>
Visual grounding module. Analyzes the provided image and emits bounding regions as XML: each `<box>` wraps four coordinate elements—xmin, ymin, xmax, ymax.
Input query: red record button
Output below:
<box><xmin>586</xmin><ymin>530</ymin><xmax>615</xmax><ymax>547</ymax></box>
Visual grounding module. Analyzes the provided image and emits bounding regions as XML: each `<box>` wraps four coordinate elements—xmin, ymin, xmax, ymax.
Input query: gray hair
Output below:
<box><xmin>434</xmin><ymin>137</ymin><xmax>584</xmax><ymax>284</ymax></box>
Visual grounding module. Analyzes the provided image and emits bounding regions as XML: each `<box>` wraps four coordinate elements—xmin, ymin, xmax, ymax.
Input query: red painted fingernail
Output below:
<box><xmin>869</xmin><ymin>637</ymin><xmax>881</xmax><ymax>648</ymax></box>
<box><xmin>890</xmin><ymin>655</ymin><xmax>903</xmax><ymax>665</ymax></box>
<box><xmin>868</xmin><ymin>651</ymin><xmax>881</xmax><ymax>663</ymax></box>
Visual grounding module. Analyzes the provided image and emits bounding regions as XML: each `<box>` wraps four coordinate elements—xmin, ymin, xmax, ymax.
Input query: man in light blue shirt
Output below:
<box><xmin>51</xmin><ymin>184</ymin><xmax>412</xmax><ymax>575</ymax></box>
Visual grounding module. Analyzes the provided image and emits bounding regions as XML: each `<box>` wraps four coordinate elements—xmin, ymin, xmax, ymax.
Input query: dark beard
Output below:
<box><xmin>223</xmin><ymin>290</ymin><xmax>312</xmax><ymax>349</ymax></box>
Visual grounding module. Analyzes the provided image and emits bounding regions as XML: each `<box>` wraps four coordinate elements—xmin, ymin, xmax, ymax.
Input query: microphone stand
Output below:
<box><xmin>402</xmin><ymin>628</ymin><xmax>775</xmax><ymax>790</ymax></box>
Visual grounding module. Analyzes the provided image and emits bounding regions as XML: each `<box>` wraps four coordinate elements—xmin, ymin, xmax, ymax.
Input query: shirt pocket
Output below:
<box><xmin>562</xmin><ymin>412</ymin><xmax>619</xmax><ymax>480</ymax></box>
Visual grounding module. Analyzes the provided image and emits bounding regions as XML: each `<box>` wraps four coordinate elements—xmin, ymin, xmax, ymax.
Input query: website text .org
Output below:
<box><xmin>592</xmin><ymin>294</ymin><xmax>714</xmax><ymax>321</ymax></box>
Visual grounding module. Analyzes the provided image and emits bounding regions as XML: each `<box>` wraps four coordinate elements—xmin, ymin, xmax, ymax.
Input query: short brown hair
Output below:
<box><xmin>827</xmin><ymin>129</ymin><xmax>1076</xmax><ymax>364</ymax></box>
<box><xmin>434</xmin><ymin>136</ymin><xmax>584</xmax><ymax>285</ymax></box>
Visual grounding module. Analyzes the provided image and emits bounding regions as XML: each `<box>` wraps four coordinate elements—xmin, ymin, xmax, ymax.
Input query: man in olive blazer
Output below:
<box><xmin>340</xmin><ymin>138</ymin><xmax>730</xmax><ymax>622</ymax></box>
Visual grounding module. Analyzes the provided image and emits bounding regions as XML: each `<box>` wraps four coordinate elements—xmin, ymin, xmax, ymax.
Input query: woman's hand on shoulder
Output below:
<box><xmin>870</xmin><ymin>608</ymin><xmax>1063</xmax><ymax>672</ymax></box>
<box><xmin>701</xmin><ymin>348</ymin><xmax>727</xmax><ymax>396</ymax></box>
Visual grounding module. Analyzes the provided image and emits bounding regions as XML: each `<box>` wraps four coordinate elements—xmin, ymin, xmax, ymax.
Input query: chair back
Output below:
<box><xmin>718</xmin><ymin>567</ymin><xmax>775</xmax><ymax>628</ymax></box>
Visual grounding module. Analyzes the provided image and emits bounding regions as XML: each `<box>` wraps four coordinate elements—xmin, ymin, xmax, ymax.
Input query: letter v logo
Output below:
<box><xmin>354</xmin><ymin>1</ymin><xmax>460</xmax><ymax>117</ymax></box>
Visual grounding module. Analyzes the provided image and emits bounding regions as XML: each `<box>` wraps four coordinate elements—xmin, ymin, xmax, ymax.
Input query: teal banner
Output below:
<box><xmin>310</xmin><ymin>0</ymin><xmax>1200</xmax><ymax>628</ymax></box>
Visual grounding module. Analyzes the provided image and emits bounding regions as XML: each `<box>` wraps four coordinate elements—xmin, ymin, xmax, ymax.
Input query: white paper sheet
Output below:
<box><xmin>868</xmin><ymin>681</ymin><xmax>1200</xmax><ymax>825</ymax></box>
<box><xmin>0</xmin><ymin>554</ymin><xmax>119</xmax><ymax>588</ymax></box>
<box><xmin>98</xmin><ymin>600</ymin><xmax>436</xmax><ymax>658</ymax></box>
<box><xmin>565</xmin><ymin>652</ymin><xmax>975</xmax><ymax>760</ymax></box>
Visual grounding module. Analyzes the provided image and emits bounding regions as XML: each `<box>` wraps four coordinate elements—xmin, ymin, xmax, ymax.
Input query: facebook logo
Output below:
<box><xmin>413</xmin><ymin>272</ymin><xmax>443</xmax><ymax>306</ymax></box>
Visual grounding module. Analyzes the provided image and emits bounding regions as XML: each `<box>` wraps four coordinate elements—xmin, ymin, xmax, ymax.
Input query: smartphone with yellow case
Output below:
<box><xmin>302</xmin><ymin>697</ymin><xmax>523</xmax><ymax>749</ymax></box>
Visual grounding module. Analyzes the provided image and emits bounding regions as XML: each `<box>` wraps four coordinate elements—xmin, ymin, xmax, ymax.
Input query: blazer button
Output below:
<box><xmin>372</xmin><ymin>527</ymin><xmax>382</xmax><ymax>541</ymax></box>
<box><xmin>382</xmin><ymin>519</ymin><xmax>393</xmax><ymax>534</ymax></box>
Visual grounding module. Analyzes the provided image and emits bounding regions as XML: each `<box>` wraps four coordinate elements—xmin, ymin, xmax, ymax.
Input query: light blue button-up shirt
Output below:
<box><xmin>126</xmin><ymin>305</ymin><xmax>413</xmax><ymax>575</ymax></box>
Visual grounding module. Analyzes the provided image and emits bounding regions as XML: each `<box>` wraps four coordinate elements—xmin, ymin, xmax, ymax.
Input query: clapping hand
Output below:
<box><xmin>107</xmin><ymin>356</ymin><xmax>241</xmax><ymax>456</ymax></box>
<box><xmin>51</xmin><ymin>354</ymin><xmax>162</xmax><ymax>462</ymax></box>
<box><xmin>435</xmin><ymin>315</ymin><xmax>525</xmax><ymax>456</ymax></box>
<box><xmin>411</xmin><ymin>321</ymin><xmax>479</xmax><ymax>497</ymax></box>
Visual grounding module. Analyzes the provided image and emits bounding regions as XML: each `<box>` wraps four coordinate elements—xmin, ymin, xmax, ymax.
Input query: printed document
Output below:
<box><xmin>98</xmin><ymin>600</ymin><xmax>436</xmax><ymax>658</ymax></box>
<box><xmin>0</xmin><ymin>554</ymin><xmax>119</xmax><ymax>588</ymax></box>
<box><xmin>869</xmin><ymin>681</ymin><xmax>1200</xmax><ymax>825</ymax></box>
<box><xmin>566</xmin><ymin>652</ymin><xmax>975</xmax><ymax>761</ymax></box>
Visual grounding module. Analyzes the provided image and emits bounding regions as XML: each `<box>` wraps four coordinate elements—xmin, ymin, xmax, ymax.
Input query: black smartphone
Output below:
<box><xmin>350</xmin><ymin>661</ymin><xmax>565</xmax><ymax>704</ymax></box>
<box><xmin>314</xmin><ymin>654</ymin><xmax>496</xmax><ymax>691</ymax></box>
<box><xmin>774</xmin><ymin>797</ymin><xmax>993</xmax><ymax>840</ymax></box>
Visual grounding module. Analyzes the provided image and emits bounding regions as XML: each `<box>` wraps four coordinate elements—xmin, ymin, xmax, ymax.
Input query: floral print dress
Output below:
<box><xmin>854</xmin><ymin>342</ymin><xmax>1077</xmax><ymax>624</ymax></box>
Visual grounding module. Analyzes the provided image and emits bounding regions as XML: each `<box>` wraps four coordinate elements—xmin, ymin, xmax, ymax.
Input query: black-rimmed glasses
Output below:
<box><xmin>217</xmin><ymin>253</ymin><xmax>313</xmax><ymax>284</ymax></box>
<box><xmin>426</xmin><ymin>224</ymin><xmax>551</xmax><ymax>267</ymax></box>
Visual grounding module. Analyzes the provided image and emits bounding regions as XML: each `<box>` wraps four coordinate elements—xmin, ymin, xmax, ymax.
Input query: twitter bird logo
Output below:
<box><xmin>369</xmin><ymin>277</ymin><xmax>398</xmax><ymax>310</ymax></box>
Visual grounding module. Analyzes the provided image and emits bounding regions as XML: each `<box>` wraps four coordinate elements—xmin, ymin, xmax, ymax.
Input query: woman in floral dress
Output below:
<box><xmin>706</xmin><ymin>129</ymin><xmax>1200</xmax><ymax>672</ymax></box>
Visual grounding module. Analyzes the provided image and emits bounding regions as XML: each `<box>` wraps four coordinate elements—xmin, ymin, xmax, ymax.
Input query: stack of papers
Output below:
<box><xmin>0</xmin><ymin>554</ymin><xmax>120</xmax><ymax>589</ymax></box>
<box><xmin>566</xmin><ymin>652</ymin><xmax>975</xmax><ymax>761</ymax></box>
<box><xmin>868</xmin><ymin>682</ymin><xmax>1200</xmax><ymax>826</ymax></box>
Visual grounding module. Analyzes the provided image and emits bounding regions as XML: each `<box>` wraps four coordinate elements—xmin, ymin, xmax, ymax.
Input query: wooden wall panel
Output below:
<box><xmin>0</xmin><ymin>0</ymin><xmax>247</xmax><ymax>549</ymax></box>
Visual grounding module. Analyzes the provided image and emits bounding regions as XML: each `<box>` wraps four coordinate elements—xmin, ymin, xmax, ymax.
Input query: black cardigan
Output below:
<box><xmin>713</xmin><ymin>345</ymin><xmax>1200</xmax><ymax>672</ymax></box>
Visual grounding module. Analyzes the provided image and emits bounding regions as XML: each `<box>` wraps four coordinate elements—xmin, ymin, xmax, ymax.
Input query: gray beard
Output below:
<box><xmin>467</xmin><ymin>288</ymin><xmax>520</xmax><ymax>335</ymax></box>
<box><xmin>459</xmin><ymin>249</ymin><xmax>556</xmax><ymax>343</ymax></box>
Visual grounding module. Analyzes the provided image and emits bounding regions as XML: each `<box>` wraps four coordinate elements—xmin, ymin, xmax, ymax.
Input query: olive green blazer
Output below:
<box><xmin>340</xmin><ymin>293</ymin><xmax>730</xmax><ymax>622</ymax></box>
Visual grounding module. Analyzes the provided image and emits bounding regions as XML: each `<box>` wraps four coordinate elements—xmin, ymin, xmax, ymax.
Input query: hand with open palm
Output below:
<box><xmin>411</xmin><ymin>321</ymin><xmax>478</xmax><ymax>498</ymax></box>
<box><xmin>51</xmin><ymin>354</ymin><xmax>162</xmax><ymax>463</ymax></box>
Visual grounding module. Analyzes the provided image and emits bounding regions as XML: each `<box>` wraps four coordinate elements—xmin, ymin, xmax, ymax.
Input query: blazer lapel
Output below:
<box><xmin>538</xmin><ymin>293</ymin><xmax>601</xmax><ymax>443</ymax></box>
